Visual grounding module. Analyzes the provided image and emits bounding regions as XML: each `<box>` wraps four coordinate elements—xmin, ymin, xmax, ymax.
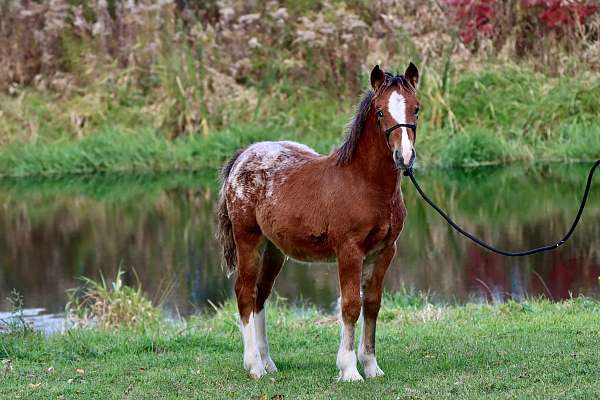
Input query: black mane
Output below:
<box><xmin>335</xmin><ymin>73</ymin><xmax>414</xmax><ymax>165</ymax></box>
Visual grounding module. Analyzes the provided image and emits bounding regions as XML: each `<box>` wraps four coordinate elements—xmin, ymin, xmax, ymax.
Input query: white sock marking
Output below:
<box><xmin>255</xmin><ymin>308</ymin><xmax>277</xmax><ymax>373</ymax></box>
<box><xmin>240</xmin><ymin>313</ymin><xmax>266</xmax><ymax>379</ymax></box>
<box><xmin>336</xmin><ymin>305</ymin><xmax>363</xmax><ymax>382</ymax></box>
<box><xmin>358</xmin><ymin>316</ymin><xmax>384</xmax><ymax>378</ymax></box>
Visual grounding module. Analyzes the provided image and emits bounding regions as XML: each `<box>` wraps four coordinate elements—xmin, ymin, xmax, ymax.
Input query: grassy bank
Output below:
<box><xmin>1</xmin><ymin>64</ymin><xmax>600</xmax><ymax>178</ymax></box>
<box><xmin>2</xmin><ymin>294</ymin><xmax>600</xmax><ymax>399</ymax></box>
<box><xmin>1</xmin><ymin>1</ymin><xmax>599</xmax><ymax>177</ymax></box>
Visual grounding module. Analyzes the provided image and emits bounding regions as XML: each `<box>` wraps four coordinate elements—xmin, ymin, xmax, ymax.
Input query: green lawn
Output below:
<box><xmin>2</xmin><ymin>296</ymin><xmax>600</xmax><ymax>399</ymax></box>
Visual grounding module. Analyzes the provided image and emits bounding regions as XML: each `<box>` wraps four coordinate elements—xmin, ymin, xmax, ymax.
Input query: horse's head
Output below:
<box><xmin>370</xmin><ymin>63</ymin><xmax>419</xmax><ymax>170</ymax></box>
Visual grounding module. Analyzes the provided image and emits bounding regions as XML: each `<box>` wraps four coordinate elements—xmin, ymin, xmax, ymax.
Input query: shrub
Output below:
<box><xmin>66</xmin><ymin>269</ymin><xmax>162</xmax><ymax>330</ymax></box>
<box><xmin>444</xmin><ymin>0</ymin><xmax>599</xmax><ymax>66</ymax></box>
<box><xmin>441</xmin><ymin>129</ymin><xmax>508</xmax><ymax>167</ymax></box>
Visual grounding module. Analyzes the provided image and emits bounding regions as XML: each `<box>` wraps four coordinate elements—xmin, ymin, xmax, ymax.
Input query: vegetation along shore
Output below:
<box><xmin>1</xmin><ymin>1</ymin><xmax>599</xmax><ymax>177</ymax></box>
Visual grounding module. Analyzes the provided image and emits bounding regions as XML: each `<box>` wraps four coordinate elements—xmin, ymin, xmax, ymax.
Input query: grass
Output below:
<box><xmin>0</xmin><ymin>65</ymin><xmax>599</xmax><ymax>178</ymax></box>
<box><xmin>2</xmin><ymin>290</ymin><xmax>600</xmax><ymax>399</ymax></box>
<box><xmin>65</xmin><ymin>269</ymin><xmax>163</xmax><ymax>331</ymax></box>
<box><xmin>0</xmin><ymin>290</ymin><xmax>34</xmax><ymax>337</ymax></box>
<box><xmin>0</xmin><ymin>125</ymin><xmax>283</xmax><ymax>178</ymax></box>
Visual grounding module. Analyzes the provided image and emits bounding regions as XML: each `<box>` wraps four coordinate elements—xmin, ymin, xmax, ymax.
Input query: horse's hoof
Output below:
<box><xmin>262</xmin><ymin>356</ymin><xmax>278</xmax><ymax>373</ymax></box>
<box><xmin>248</xmin><ymin>365</ymin><xmax>267</xmax><ymax>380</ymax></box>
<box><xmin>338</xmin><ymin>369</ymin><xmax>364</xmax><ymax>382</ymax></box>
<box><xmin>244</xmin><ymin>353</ymin><xmax>266</xmax><ymax>379</ymax></box>
<box><xmin>364</xmin><ymin>365</ymin><xmax>385</xmax><ymax>379</ymax></box>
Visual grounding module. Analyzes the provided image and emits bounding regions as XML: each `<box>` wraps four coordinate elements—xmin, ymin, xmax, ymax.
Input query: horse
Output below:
<box><xmin>216</xmin><ymin>63</ymin><xmax>420</xmax><ymax>381</ymax></box>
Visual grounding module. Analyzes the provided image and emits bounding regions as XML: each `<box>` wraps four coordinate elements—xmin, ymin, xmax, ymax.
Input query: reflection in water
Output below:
<box><xmin>0</xmin><ymin>164</ymin><xmax>598</xmax><ymax>316</ymax></box>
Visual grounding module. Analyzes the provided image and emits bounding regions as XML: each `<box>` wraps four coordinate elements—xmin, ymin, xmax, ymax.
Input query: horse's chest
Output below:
<box><xmin>363</xmin><ymin>200</ymin><xmax>406</xmax><ymax>249</ymax></box>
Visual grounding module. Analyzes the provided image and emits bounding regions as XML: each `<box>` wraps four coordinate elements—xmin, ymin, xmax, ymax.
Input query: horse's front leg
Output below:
<box><xmin>359</xmin><ymin>243</ymin><xmax>396</xmax><ymax>378</ymax></box>
<box><xmin>336</xmin><ymin>244</ymin><xmax>365</xmax><ymax>382</ymax></box>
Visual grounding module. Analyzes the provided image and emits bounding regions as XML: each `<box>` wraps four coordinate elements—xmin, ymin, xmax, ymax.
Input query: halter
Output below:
<box><xmin>376</xmin><ymin>109</ymin><xmax>417</xmax><ymax>141</ymax></box>
<box><xmin>376</xmin><ymin>107</ymin><xmax>418</xmax><ymax>168</ymax></box>
<box><xmin>384</xmin><ymin>123</ymin><xmax>417</xmax><ymax>141</ymax></box>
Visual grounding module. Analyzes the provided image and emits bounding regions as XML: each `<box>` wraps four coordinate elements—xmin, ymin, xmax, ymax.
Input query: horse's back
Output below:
<box><xmin>224</xmin><ymin>140</ymin><xmax>321</xmax><ymax>207</ymax></box>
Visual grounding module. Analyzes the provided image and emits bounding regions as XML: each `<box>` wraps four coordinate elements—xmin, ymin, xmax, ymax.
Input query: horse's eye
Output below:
<box><xmin>377</xmin><ymin>110</ymin><xmax>384</xmax><ymax>118</ymax></box>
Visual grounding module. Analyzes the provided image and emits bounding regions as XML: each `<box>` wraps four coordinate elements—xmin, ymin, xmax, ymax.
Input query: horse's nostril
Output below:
<box><xmin>393</xmin><ymin>150</ymin><xmax>405</xmax><ymax>167</ymax></box>
<box><xmin>408</xmin><ymin>148</ymin><xmax>416</xmax><ymax>168</ymax></box>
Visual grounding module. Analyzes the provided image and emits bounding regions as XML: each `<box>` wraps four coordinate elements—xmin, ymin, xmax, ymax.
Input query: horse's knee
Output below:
<box><xmin>235</xmin><ymin>273</ymin><xmax>258</xmax><ymax>323</ymax></box>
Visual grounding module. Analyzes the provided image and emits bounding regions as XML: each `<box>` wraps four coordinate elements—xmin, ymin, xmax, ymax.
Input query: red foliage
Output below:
<box><xmin>445</xmin><ymin>0</ymin><xmax>497</xmax><ymax>44</ymax></box>
<box><xmin>445</xmin><ymin>0</ymin><xmax>599</xmax><ymax>45</ymax></box>
<box><xmin>526</xmin><ymin>0</ymin><xmax>598</xmax><ymax>28</ymax></box>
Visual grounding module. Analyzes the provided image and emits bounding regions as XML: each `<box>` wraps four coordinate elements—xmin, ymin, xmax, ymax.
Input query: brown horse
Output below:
<box><xmin>216</xmin><ymin>63</ymin><xmax>420</xmax><ymax>381</ymax></box>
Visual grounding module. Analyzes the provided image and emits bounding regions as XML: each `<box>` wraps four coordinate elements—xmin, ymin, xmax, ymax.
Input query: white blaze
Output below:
<box><xmin>388</xmin><ymin>91</ymin><xmax>413</xmax><ymax>163</ymax></box>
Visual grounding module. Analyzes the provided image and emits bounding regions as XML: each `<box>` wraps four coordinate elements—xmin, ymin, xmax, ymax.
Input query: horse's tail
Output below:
<box><xmin>216</xmin><ymin>149</ymin><xmax>244</xmax><ymax>278</ymax></box>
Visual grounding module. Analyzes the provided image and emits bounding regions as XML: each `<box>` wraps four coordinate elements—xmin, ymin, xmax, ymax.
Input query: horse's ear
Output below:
<box><xmin>405</xmin><ymin>62</ymin><xmax>419</xmax><ymax>89</ymax></box>
<box><xmin>370</xmin><ymin>65</ymin><xmax>385</xmax><ymax>90</ymax></box>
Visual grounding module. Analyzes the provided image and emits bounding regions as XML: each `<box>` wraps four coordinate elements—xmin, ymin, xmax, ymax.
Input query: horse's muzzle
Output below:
<box><xmin>394</xmin><ymin>148</ymin><xmax>416</xmax><ymax>170</ymax></box>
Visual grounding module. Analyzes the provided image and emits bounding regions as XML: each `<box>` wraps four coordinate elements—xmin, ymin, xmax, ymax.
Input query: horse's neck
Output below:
<box><xmin>349</xmin><ymin>120</ymin><xmax>401</xmax><ymax>195</ymax></box>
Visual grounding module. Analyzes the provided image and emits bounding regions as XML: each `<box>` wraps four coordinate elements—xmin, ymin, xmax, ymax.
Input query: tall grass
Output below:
<box><xmin>413</xmin><ymin>63</ymin><xmax>600</xmax><ymax>167</ymax></box>
<box><xmin>0</xmin><ymin>77</ymin><xmax>598</xmax><ymax>177</ymax></box>
<box><xmin>0</xmin><ymin>124</ymin><xmax>290</xmax><ymax>178</ymax></box>
<box><xmin>65</xmin><ymin>269</ymin><xmax>163</xmax><ymax>331</ymax></box>
<box><xmin>0</xmin><ymin>1</ymin><xmax>598</xmax><ymax>174</ymax></box>
<box><xmin>0</xmin><ymin>290</ymin><xmax>34</xmax><ymax>336</ymax></box>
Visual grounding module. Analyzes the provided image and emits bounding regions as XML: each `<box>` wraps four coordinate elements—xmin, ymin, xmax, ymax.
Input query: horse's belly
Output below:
<box><xmin>271</xmin><ymin>233</ymin><xmax>335</xmax><ymax>262</ymax></box>
<box><xmin>260</xmin><ymin>223</ymin><xmax>335</xmax><ymax>263</ymax></box>
<box><xmin>282</xmin><ymin>246</ymin><xmax>335</xmax><ymax>263</ymax></box>
<box><xmin>257</xmin><ymin>210</ymin><xmax>401</xmax><ymax>264</ymax></box>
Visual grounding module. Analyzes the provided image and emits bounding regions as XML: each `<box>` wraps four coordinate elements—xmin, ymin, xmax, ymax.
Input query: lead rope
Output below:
<box><xmin>403</xmin><ymin>159</ymin><xmax>600</xmax><ymax>256</ymax></box>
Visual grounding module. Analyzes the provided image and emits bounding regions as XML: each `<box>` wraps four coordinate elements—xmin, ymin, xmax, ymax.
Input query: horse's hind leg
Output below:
<box><xmin>234</xmin><ymin>228</ymin><xmax>266</xmax><ymax>379</ymax></box>
<box><xmin>255</xmin><ymin>241</ymin><xmax>285</xmax><ymax>373</ymax></box>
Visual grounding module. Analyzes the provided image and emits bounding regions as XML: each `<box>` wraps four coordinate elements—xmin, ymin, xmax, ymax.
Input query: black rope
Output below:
<box><xmin>403</xmin><ymin>159</ymin><xmax>600</xmax><ymax>257</ymax></box>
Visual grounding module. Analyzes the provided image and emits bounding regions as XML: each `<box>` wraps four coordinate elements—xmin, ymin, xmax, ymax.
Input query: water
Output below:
<box><xmin>0</xmin><ymin>164</ymin><xmax>599</xmax><ymax>328</ymax></box>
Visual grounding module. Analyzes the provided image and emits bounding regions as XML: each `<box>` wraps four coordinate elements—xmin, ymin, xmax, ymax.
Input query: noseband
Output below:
<box><xmin>376</xmin><ymin>112</ymin><xmax>417</xmax><ymax>141</ymax></box>
<box><xmin>383</xmin><ymin>123</ymin><xmax>417</xmax><ymax>141</ymax></box>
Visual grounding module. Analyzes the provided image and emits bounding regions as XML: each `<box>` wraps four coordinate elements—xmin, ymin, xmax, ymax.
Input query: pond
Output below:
<box><xmin>0</xmin><ymin>163</ymin><xmax>599</xmax><ymax>330</ymax></box>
